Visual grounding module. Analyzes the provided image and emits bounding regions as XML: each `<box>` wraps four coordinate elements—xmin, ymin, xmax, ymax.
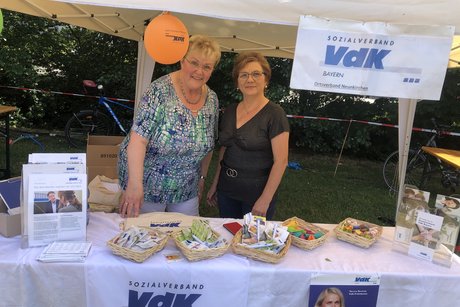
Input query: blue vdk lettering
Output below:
<box><xmin>148</xmin><ymin>292</ymin><xmax>174</xmax><ymax>307</ymax></box>
<box><xmin>129</xmin><ymin>290</ymin><xmax>201</xmax><ymax>307</ymax></box>
<box><xmin>171</xmin><ymin>294</ymin><xmax>201</xmax><ymax>307</ymax></box>
<box><xmin>325</xmin><ymin>45</ymin><xmax>391</xmax><ymax>69</ymax></box>
<box><xmin>129</xmin><ymin>290</ymin><xmax>152</xmax><ymax>307</ymax></box>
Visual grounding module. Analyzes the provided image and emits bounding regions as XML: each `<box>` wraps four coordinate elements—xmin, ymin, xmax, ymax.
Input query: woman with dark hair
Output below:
<box><xmin>207</xmin><ymin>51</ymin><xmax>290</xmax><ymax>219</ymax></box>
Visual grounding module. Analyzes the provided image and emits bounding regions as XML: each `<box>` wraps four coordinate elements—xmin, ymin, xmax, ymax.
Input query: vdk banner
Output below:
<box><xmin>290</xmin><ymin>16</ymin><xmax>454</xmax><ymax>100</ymax></box>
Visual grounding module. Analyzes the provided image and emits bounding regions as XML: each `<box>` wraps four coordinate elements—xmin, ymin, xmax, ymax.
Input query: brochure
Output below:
<box><xmin>394</xmin><ymin>187</ymin><xmax>431</xmax><ymax>244</ymax></box>
<box><xmin>21</xmin><ymin>162</ymin><xmax>86</xmax><ymax>246</ymax></box>
<box><xmin>392</xmin><ymin>185</ymin><xmax>459</xmax><ymax>267</ymax></box>
<box><xmin>408</xmin><ymin>211</ymin><xmax>443</xmax><ymax>261</ymax></box>
<box><xmin>308</xmin><ymin>273</ymin><xmax>380</xmax><ymax>307</ymax></box>
<box><xmin>434</xmin><ymin>194</ymin><xmax>460</xmax><ymax>253</ymax></box>
<box><xmin>37</xmin><ymin>241</ymin><xmax>92</xmax><ymax>263</ymax></box>
<box><xmin>26</xmin><ymin>173</ymin><xmax>87</xmax><ymax>247</ymax></box>
<box><xmin>28</xmin><ymin>153</ymin><xmax>86</xmax><ymax>165</ymax></box>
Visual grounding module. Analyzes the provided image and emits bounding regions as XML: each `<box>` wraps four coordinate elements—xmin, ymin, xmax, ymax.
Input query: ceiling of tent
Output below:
<box><xmin>1</xmin><ymin>0</ymin><xmax>459</xmax><ymax>62</ymax></box>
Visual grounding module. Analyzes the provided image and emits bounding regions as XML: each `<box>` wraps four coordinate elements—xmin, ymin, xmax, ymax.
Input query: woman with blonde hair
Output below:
<box><xmin>314</xmin><ymin>287</ymin><xmax>345</xmax><ymax>307</ymax></box>
<box><xmin>119</xmin><ymin>35</ymin><xmax>221</xmax><ymax>218</ymax></box>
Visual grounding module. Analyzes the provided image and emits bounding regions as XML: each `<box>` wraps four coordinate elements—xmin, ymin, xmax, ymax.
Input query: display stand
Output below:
<box><xmin>392</xmin><ymin>185</ymin><xmax>459</xmax><ymax>267</ymax></box>
<box><xmin>20</xmin><ymin>153</ymin><xmax>87</xmax><ymax>248</ymax></box>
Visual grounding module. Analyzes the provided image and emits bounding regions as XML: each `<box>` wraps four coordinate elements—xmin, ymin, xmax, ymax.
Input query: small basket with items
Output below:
<box><xmin>172</xmin><ymin>219</ymin><xmax>229</xmax><ymax>261</ymax></box>
<box><xmin>231</xmin><ymin>213</ymin><xmax>291</xmax><ymax>263</ymax></box>
<box><xmin>282</xmin><ymin>216</ymin><xmax>328</xmax><ymax>250</ymax></box>
<box><xmin>334</xmin><ymin>217</ymin><xmax>383</xmax><ymax>248</ymax></box>
<box><xmin>107</xmin><ymin>226</ymin><xmax>169</xmax><ymax>262</ymax></box>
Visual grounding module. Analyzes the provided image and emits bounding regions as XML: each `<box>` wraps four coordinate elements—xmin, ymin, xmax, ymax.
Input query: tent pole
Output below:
<box><xmin>134</xmin><ymin>40</ymin><xmax>156</xmax><ymax>116</ymax></box>
<box><xmin>395</xmin><ymin>98</ymin><xmax>418</xmax><ymax>220</ymax></box>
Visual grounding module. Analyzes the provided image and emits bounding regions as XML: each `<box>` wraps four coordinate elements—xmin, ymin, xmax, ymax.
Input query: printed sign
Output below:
<box><xmin>291</xmin><ymin>16</ymin><xmax>454</xmax><ymax>100</ymax></box>
<box><xmin>308</xmin><ymin>273</ymin><xmax>380</xmax><ymax>307</ymax></box>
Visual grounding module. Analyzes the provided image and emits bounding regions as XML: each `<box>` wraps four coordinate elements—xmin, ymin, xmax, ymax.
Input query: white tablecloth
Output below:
<box><xmin>1</xmin><ymin>212</ymin><xmax>460</xmax><ymax>307</ymax></box>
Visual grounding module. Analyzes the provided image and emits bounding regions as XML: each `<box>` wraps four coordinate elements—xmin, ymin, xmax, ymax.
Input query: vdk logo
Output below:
<box><xmin>325</xmin><ymin>45</ymin><xmax>391</xmax><ymax>69</ymax></box>
<box><xmin>129</xmin><ymin>290</ymin><xmax>201</xmax><ymax>307</ymax></box>
<box><xmin>149</xmin><ymin>222</ymin><xmax>180</xmax><ymax>228</ymax></box>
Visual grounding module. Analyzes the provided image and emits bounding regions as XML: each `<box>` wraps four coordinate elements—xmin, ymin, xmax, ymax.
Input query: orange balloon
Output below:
<box><xmin>144</xmin><ymin>12</ymin><xmax>189</xmax><ymax>64</ymax></box>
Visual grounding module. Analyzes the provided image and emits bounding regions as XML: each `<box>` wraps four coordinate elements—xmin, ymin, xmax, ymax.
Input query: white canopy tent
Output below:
<box><xmin>1</xmin><ymin>0</ymin><xmax>459</xmax><ymax>99</ymax></box>
<box><xmin>1</xmin><ymin>0</ymin><xmax>459</xmax><ymax>208</ymax></box>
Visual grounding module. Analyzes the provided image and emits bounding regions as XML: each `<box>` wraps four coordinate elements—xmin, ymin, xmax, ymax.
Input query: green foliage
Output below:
<box><xmin>412</xmin><ymin>69</ymin><xmax>460</xmax><ymax>150</ymax></box>
<box><xmin>0</xmin><ymin>11</ymin><xmax>137</xmax><ymax>130</ymax></box>
<box><xmin>1</xmin><ymin>11</ymin><xmax>459</xmax><ymax>160</ymax></box>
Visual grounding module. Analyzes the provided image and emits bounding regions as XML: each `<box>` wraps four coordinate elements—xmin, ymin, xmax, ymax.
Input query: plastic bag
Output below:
<box><xmin>88</xmin><ymin>175</ymin><xmax>121</xmax><ymax>210</ymax></box>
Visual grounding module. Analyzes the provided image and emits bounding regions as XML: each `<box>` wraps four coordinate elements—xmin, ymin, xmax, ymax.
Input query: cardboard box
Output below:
<box><xmin>86</xmin><ymin>135</ymin><xmax>125</xmax><ymax>166</ymax></box>
<box><xmin>0</xmin><ymin>211</ymin><xmax>21</xmax><ymax>238</ymax></box>
<box><xmin>86</xmin><ymin>135</ymin><xmax>124</xmax><ymax>182</ymax></box>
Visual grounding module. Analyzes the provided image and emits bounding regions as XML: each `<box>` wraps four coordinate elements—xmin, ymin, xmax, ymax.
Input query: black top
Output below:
<box><xmin>219</xmin><ymin>101</ymin><xmax>290</xmax><ymax>169</ymax></box>
<box><xmin>217</xmin><ymin>101</ymin><xmax>290</xmax><ymax>203</ymax></box>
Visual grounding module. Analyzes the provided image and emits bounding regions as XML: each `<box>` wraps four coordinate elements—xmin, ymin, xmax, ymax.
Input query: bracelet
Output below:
<box><xmin>199</xmin><ymin>175</ymin><xmax>206</xmax><ymax>180</ymax></box>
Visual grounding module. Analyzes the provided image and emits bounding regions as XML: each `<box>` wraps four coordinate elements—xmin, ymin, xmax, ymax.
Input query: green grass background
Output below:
<box><xmin>2</xmin><ymin>131</ymin><xmax>455</xmax><ymax>226</ymax></box>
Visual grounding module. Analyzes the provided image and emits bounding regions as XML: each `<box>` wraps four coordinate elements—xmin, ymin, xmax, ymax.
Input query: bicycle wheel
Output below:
<box><xmin>383</xmin><ymin>149</ymin><xmax>431</xmax><ymax>192</ymax></box>
<box><xmin>65</xmin><ymin>110</ymin><xmax>111</xmax><ymax>147</ymax></box>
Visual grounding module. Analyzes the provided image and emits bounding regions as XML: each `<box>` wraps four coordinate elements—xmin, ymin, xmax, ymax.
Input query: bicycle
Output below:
<box><xmin>64</xmin><ymin>80</ymin><xmax>134</xmax><ymax>147</ymax></box>
<box><xmin>0</xmin><ymin>129</ymin><xmax>45</xmax><ymax>178</ymax></box>
<box><xmin>0</xmin><ymin>129</ymin><xmax>45</xmax><ymax>152</ymax></box>
<box><xmin>382</xmin><ymin>118</ymin><xmax>459</xmax><ymax>193</ymax></box>
<box><xmin>9</xmin><ymin>133</ymin><xmax>45</xmax><ymax>151</ymax></box>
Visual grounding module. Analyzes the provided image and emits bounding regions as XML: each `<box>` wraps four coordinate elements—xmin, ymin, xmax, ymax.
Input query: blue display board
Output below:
<box><xmin>0</xmin><ymin>177</ymin><xmax>21</xmax><ymax>209</ymax></box>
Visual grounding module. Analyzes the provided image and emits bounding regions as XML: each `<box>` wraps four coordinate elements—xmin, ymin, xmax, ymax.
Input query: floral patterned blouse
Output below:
<box><xmin>118</xmin><ymin>74</ymin><xmax>218</xmax><ymax>204</ymax></box>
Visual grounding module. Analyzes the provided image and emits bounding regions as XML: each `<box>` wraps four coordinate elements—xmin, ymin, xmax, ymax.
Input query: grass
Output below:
<box><xmin>1</xmin><ymin>130</ymin><xmax>455</xmax><ymax>226</ymax></box>
<box><xmin>0</xmin><ymin>131</ymin><xmax>86</xmax><ymax>177</ymax></box>
<box><xmin>199</xmin><ymin>149</ymin><xmax>398</xmax><ymax>225</ymax></box>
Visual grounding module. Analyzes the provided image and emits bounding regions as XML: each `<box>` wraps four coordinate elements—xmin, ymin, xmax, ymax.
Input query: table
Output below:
<box><xmin>1</xmin><ymin>212</ymin><xmax>460</xmax><ymax>307</ymax></box>
<box><xmin>0</xmin><ymin>105</ymin><xmax>18</xmax><ymax>179</ymax></box>
<box><xmin>422</xmin><ymin>146</ymin><xmax>460</xmax><ymax>169</ymax></box>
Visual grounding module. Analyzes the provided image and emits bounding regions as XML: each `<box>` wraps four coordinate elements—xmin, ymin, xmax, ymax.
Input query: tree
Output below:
<box><xmin>0</xmin><ymin>11</ymin><xmax>137</xmax><ymax>129</ymax></box>
<box><xmin>1</xmin><ymin>11</ymin><xmax>458</xmax><ymax>158</ymax></box>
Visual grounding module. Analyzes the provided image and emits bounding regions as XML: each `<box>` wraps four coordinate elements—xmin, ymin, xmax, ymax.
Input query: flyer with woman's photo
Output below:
<box><xmin>308</xmin><ymin>273</ymin><xmax>380</xmax><ymax>307</ymax></box>
<box><xmin>435</xmin><ymin>194</ymin><xmax>460</xmax><ymax>252</ymax></box>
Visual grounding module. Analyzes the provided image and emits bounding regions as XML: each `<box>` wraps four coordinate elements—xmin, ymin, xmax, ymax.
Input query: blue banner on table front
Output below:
<box><xmin>291</xmin><ymin>16</ymin><xmax>454</xmax><ymax>100</ymax></box>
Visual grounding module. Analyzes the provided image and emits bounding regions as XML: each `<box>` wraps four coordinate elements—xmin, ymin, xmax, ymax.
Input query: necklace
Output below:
<box><xmin>242</xmin><ymin>101</ymin><xmax>263</xmax><ymax>115</ymax></box>
<box><xmin>178</xmin><ymin>74</ymin><xmax>202</xmax><ymax>105</ymax></box>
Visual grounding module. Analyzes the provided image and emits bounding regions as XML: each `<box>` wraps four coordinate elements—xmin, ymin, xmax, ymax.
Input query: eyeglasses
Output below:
<box><xmin>238</xmin><ymin>71</ymin><xmax>265</xmax><ymax>81</ymax></box>
<box><xmin>184</xmin><ymin>57</ymin><xmax>214</xmax><ymax>73</ymax></box>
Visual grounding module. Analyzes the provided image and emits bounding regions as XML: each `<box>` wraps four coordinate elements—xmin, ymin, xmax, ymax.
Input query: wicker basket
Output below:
<box><xmin>231</xmin><ymin>229</ymin><xmax>292</xmax><ymax>263</ymax></box>
<box><xmin>172</xmin><ymin>229</ymin><xmax>229</xmax><ymax>261</ymax></box>
<box><xmin>282</xmin><ymin>217</ymin><xmax>329</xmax><ymax>250</ymax></box>
<box><xmin>334</xmin><ymin>218</ymin><xmax>383</xmax><ymax>248</ymax></box>
<box><xmin>107</xmin><ymin>228</ymin><xmax>168</xmax><ymax>263</ymax></box>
